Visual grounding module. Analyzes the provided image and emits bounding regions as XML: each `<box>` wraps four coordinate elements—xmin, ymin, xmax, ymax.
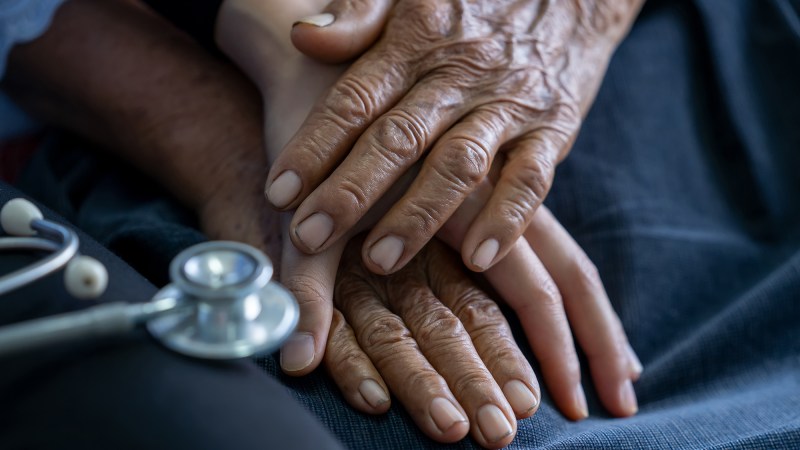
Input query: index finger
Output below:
<box><xmin>265</xmin><ymin>47</ymin><xmax>413</xmax><ymax>210</ymax></box>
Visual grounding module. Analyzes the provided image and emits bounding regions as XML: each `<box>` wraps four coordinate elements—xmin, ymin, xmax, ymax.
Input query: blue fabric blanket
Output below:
<box><xmin>13</xmin><ymin>0</ymin><xmax>800</xmax><ymax>448</ymax></box>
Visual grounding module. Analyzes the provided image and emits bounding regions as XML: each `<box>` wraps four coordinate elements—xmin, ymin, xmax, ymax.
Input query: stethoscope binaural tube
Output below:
<box><xmin>0</xmin><ymin>198</ymin><xmax>298</xmax><ymax>360</ymax></box>
<box><xmin>0</xmin><ymin>198</ymin><xmax>106</xmax><ymax>298</ymax></box>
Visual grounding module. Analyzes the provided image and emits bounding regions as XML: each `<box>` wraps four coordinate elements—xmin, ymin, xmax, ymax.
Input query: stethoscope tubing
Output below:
<box><xmin>0</xmin><ymin>297</ymin><xmax>181</xmax><ymax>357</ymax></box>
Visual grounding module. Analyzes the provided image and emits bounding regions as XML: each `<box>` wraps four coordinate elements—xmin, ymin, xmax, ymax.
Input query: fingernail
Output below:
<box><xmin>627</xmin><ymin>343</ymin><xmax>644</xmax><ymax>378</ymax></box>
<box><xmin>358</xmin><ymin>379</ymin><xmax>389</xmax><ymax>408</ymax></box>
<box><xmin>503</xmin><ymin>380</ymin><xmax>538</xmax><ymax>415</ymax></box>
<box><xmin>477</xmin><ymin>404</ymin><xmax>513</xmax><ymax>444</ymax></box>
<box><xmin>429</xmin><ymin>398</ymin><xmax>467</xmax><ymax>433</ymax></box>
<box><xmin>280</xmin><ymin>333</ymin><xmax>315</xmax><ymax>372</ymax></box>
<box><xmin>294</xmin><ymin>13</ymin><xmax>335</xmax><ymax>28</ymax></box>
<box><xmin>295</xmin><ymin>212</ymin><xmax>334</xmax><ymax>251</ymax></box>
<box><xmin>619</xmin><ymin>379</ymin><xmax>638</xmax><ymax>415</ymax></box>
<box><xmin>472</xmin><ymin>238</ymin><xmax>499</xmax><ymax>270</ymax></box>
<box><xmin>267</xmin><ymin>171</ymin><xmax>302</xmax><ymax>208</ymax></box>
<box><xmin>368</xmin><ymin>235</ymin><xmax>404</xmax><ymax>273</ymax></box>
<box><xmin>574</xmin><ymin>384</ymin><xmax>589</xmax><ymax>419</ymax></box>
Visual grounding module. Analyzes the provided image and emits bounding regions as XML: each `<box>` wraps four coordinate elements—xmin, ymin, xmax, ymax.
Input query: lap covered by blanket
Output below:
<box><xmin>12</xmin><ymin>0</ymin><xmax>800</xmax><ymax>448</ymax></box>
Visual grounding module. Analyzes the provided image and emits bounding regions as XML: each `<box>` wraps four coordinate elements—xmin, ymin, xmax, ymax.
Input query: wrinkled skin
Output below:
<box><xmin>269</xmin><ymin>0</ymin><xmax>644</xmax><ymax>277</ymax></box>
<box><xmin>215</xmin><ymin>2</ymin><xmax>642</xmax><ymax>446</ymax></box>
<box><xmin>327</xmin><ymin>237</ymin><xmax>535</xmax><ymax>448</ymax></box>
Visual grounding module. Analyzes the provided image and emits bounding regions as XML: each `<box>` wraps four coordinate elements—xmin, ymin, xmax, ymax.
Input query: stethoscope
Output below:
<box><xmin>0</xmin><ymin>198</ymin><xmax>298</xmax><ymax>359</ymax></box>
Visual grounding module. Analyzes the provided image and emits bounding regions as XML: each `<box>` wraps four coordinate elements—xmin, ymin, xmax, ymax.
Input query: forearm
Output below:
<box><xmin>2</xmin><ymin>0</ymin><xmax>265</xmax><ymax>210</ymax></box>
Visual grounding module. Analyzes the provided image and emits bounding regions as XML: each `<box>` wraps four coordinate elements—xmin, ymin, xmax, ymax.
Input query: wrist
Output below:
<box><xmin>4</xmin><ymin>0</ymin><xmax>266</xmax><ymax>211</ymax></box>
<box><xmin>216</xmin><ymin>0</ymin><xmax>298</xmax><ymax>91</ymax></box>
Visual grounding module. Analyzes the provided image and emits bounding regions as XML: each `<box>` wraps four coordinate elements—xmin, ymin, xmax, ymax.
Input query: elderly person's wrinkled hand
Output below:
<box><xmin>268</xmin><ymin>0</ymin><xmax>644</xmax><ymax>276</ymax></box>
<box><xmin>326</xmin><ymin>236</ymin><xmax>535</xmax><ymax>448</ymax></box>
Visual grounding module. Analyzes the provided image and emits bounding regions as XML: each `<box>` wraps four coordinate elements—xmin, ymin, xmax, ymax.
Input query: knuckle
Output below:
<box><xmin>284</xmin><ymin>275</ymin><xmax>329</xmax><ymax>307</ymax></box>
<box><xmin>395</xmin><ymin>2</ymin><xmax>453</xmax><ymax>41</ymax></box>
<box><xmin>323</xmin><ymin>76</ymin><xmax>376</xmax><ymax>127</ymax></box>
<box><xmin>335</xmin><ymin>175</ymin><xmax>371</xmax><ymax>215</ymax></box>
<box><xmin>485</xmin><ymin>341</ymin><xmax>527</xmax><ymax>376</ymax></box>
<box><xmin>495</xmin><ymin>196</ymin><xmax>534</xmax><ymax>235</ymax></box>
<box><xmin>450</xmin><ymin>370</ymin><xmax>494</xmax><ymax>397</ymax></box>
<box><xmin>410</xmin><ymin>306</ymin><xmax>465</xmax><ymax>344</ymax></box>
<box><xmin>334</xmin><ymin>279</ymin><xmax>376</xmax><ymax>311</ymax></box>
<box><xmin>331</xmin><ymin>346</ymin><xmax>369</xmax><ymax>370</ymax></box>
<box><xmin>371</xmin><ymin>112</ymin><xmax>428</xmax><ymax>166</ymax></box>
<box><xmin>359</xmin><ymin>315</ymin><xmax>411</xmax><ymax>350</ymax></box>
<box><xmin>495</xmin><ymin>151</ymin><xmax>556</xmax><ymax>232</ymax></box>
<box><xmin>533</xmin><ymin>113</ymin><xmax>578</xmax><ymax>159</ymax></box>
<box><xmin>398</xmin><ymin>198</ymin><xmax>448</xmax><ymax>237</ymax></box>
<box><xmin>552</xmin><ymin>102</ymin><xmax>582</xmax><ymax>132</ymax></box>
<box><xmin>518</xmin><ymin>150</ymin><xmax>555</xmax><ymax>204</ymax></box>
<box><xmin>571</xmin><ymin>254</ymin><xmax>604</xmax><ymax>294</ymax></box>
<box><xmin>325</xmin><ymin>323</ymin><xmax>362</xmax><ymax>365</ymax></box>
<box><xmin>515</xmin><ymin>277</ymin><xmax>562</xmax><ymax>317</ymax></box>
<box><xmin>436</xmin><ymin>136</ymin><xmax>492</xmax><ymax>189</ymax></box>
<box><xmin>433</xmin><ymin>39</ymin><xmax>510</xmax><ymax>82</ymax></box>
<box><xmin>453</xmin><ymin>293</ymin><xmax>505</xmax><ymax>332</ymax></box>
<box><xmin>404</xmin><ymin>368</ymin><xmax>447</xmax><ymax>403</ymax></box>
<box><xmin>578</xmin><ymin>0</ymin><xmax>637</xmax><ymax>36</ymax></box>
<box><xmin>538</xmin><ymin>276</ymin><xmax>564</xmax><ymax>310</ymax></box>
<box><xmin>292</xmin><ymin>132</ymin><xmax>337</xmax><ymax>169</ymax></box>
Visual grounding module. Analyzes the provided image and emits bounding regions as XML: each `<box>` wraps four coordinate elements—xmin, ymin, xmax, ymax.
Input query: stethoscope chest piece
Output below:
<box><xmin>146</xmin><ymin>241</ymin><xmax>298</xmax><ymax>359</ymax></box>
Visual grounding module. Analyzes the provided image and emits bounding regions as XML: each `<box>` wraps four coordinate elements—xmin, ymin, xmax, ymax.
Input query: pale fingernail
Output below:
<box><xmin>574</xmin><ymin>384</ymin><xmax>589</xmax><ymax>419</ymax></box>
<box><xmin>280</xmin><ymin>333</ymin><xmax>315</xmax><ymax>372</ymax></box>
<box><xmin>358</xmin><ymin>379</ymin><xmax>389</xmax><ymax>409</ymax></box>
<box><xmin>267</xmin><ymin>171</ymin><xmax>302</xmax><ymax>208</ymax></box>
<box><xmin>368</xmin><ymin>235</ymin><xmax>404</xmax><ymax>273</ymax></box>
<box><xmin>295</xmin><ymin>212</ymin><xmax>334</xmax><ymax>251</ymax></box>
<box><xmin>620</xmin><ymin>379</ymin><xmax>638</xmax><ymax>415</ymax></box>
<box><xmin>472</xmin><ymin>238</ymin><xmax>499</xmax><ymax>270</ymax></box>
<box><xmin>477</xmin><ymin>404</ymin><xmax>513</xmax><ymax>444</ymax></box>
<box><xmin>627</xmin><ymin>343</ymin><xmax>644</xmax><ymax>378</ymax></box>
<box><xmin>503</xmin><ymin>380</ymin><xmax>538</xmax><ymax>415</ymax></box>
<box><xmin>294</xmin><ymin>13</ymin><xmax>335</xmax><ymax>27</ymax></box>
<box><xmin>429</xmin><ymin>397</ymin><xmax>467</xmax><ymax>433</ymax></box>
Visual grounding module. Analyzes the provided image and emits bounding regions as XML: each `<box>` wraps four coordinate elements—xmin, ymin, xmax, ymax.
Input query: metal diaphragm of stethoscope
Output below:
<box><xmin>0</xmin><ymin>198</ymin><xmax>298</xmax><ymax>359</ymax></box>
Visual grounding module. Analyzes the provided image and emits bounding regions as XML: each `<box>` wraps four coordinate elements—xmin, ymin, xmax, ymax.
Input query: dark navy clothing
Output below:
<box><xmin>5</xmin><ymin>0</ymin><xmax>800</xmax><ymax>448</ymax></box>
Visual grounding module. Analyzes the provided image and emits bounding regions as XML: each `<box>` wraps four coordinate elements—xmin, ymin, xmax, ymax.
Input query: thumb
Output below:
<box><xmin>291</xmin><ymin>0</ymin><xmax>394</xmax><ymax>63</ymax></box>
<box><xmin>279</xmin><ymin>224</ymin><xmax>347</xmax><ymax>376</ymax></box>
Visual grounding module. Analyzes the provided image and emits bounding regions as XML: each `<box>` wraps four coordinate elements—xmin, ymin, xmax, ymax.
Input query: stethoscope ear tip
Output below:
<box><xmin>65</xmin><ymin>255</ymin><xmax>109</xmax><ymax>299</ymax></box>
<box><xmin>1</xmin><ymin>198</ymin><xmax>42</xmax><ymax>236</ymax></box>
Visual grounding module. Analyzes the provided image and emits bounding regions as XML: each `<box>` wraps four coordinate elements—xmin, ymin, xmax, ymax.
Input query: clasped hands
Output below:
<box><xmin>215</xmin><ymin>0</ymin><xmax>644</xmax><ymax>447</ymax></box>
